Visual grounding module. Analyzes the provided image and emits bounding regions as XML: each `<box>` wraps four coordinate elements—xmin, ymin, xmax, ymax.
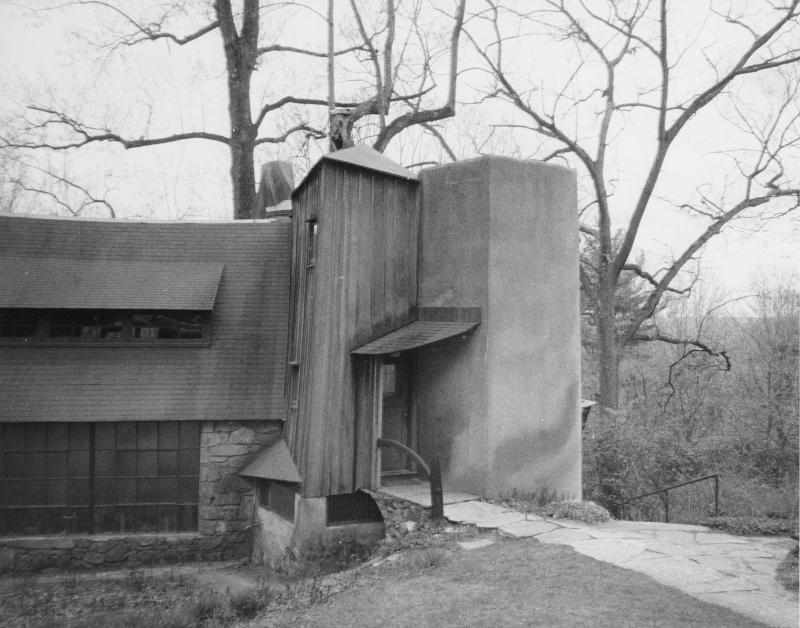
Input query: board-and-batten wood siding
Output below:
<box><xmin>286</xmin><ymin>162</ymin><xmax>419</xmax><ymax>498</ymax></box>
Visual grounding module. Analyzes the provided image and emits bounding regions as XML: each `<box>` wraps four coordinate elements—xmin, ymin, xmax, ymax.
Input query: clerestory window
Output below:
<box><xmin>0</xmin><ymin>309</ymin><xmax>210</xmax><ymax>347</ymax></box>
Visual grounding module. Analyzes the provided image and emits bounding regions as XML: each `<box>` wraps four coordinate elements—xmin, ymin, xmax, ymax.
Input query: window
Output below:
<box><xmin>0</xmin><ymin>309</ymin><xmax>210</xmax><ymax>346</ymax></box>
<box><xmin>306</xmin><ymin>219</ymin><xmax>318</xmax><ymax>267</ymax></box>
<box><xmin>132</xmin><ymin>312</ymin><xmax>204</xmax><ymax>339</ymax></box>
<box><xmin>0</xmin><ymin>421</ymin><xmax>200</xmax><ymax>535</ymax></box>
<box><xmin>258</xmin><ymin>480</ymin><xmax>296</xmax><ymax>522</ymax></box>
<box><xmin>50</xmin><ymin>311</ymin><xmax>124</xmax><ymax>339</ymax></box>
<box><xmin>326</xmin><ymin>491</ymin><xmax>383</xmax><ymax>526</ymax></box>
<box><xmin>0</xmin><ymin>309</ymin><xmax>38</xmax><ymax>339</ymax></box>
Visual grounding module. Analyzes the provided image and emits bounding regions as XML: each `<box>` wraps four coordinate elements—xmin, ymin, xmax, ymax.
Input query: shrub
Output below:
<box><xmin>545</xmin><ymin>500</ymin><xmax>611</xmax><ymax>524</ymax></box>
<box><xmin>696</xmin><ymin>516</ymin><xmax>799</xmax><ymax>537</ymax></box>
<box><xmin>228</xmin><ymin>586</ymin><xmax>274</xmax><ymax>619</ymax></box>
<box><xmin>190</xmin><ymin>592</ymin><xmax>232</xmax><ymax>624</ymax></box>
<box><xmin>776</xmin><ymin>545</ymin><xmax>799</xmax><ymax>591</ymax></box>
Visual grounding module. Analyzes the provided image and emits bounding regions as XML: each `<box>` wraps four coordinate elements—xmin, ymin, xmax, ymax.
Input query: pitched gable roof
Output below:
<box><xmin>322</xmin><ymin>144</ymin><xmax>416</xmax><ymax>180</ymax></box>
<box><xmin>294</xmin><ymin>144</ymin><xmax>417</xmax><ymax>194</ymax></box>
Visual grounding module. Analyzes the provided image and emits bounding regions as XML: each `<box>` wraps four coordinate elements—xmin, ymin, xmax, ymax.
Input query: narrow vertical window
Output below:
<box><xmin>306</xmin><ymin>219</ymin><xmax>318</xmax><ymax>267</ymax></box>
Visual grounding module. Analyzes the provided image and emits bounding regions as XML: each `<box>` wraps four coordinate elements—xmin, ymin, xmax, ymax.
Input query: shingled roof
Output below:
<box><xmin>0</xmin><ymin>214</ymin><xmax>292</xmax><ymax>424</ymax></box>
<box><xmin>294</xmin><ymin>144</ymin><xmax>416</xmax><ymax>193</ymax></box>
<box><xmin>0</xmin><ymin>258</ymin><xmax>223</xmax><ymax>310</ymax></box>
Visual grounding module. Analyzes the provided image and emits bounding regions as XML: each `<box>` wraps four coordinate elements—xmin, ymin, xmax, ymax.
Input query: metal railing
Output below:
<box><xmin>377</xmin><ymin>438</ymin><xmax>444</xmax><ymax>520</ymax></box>
<box><xmin>610</xmin><ymin>474</ymin><xmax>719</xmax><ymax>523</ymax></box>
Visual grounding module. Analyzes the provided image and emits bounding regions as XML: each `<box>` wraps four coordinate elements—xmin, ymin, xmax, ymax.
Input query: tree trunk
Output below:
<box><xmin>597</xmin><ymin>275</ymin><xmax>621</xmax><ymax>409</ymax></box>
<box><xmin>216</xmin><ymin>0</ymin><xmax>259</xmax><ymax>220</ymax></box>
<box><xmin>229</xmin><ymin>130</ymin><xmax>257</xmax><ymax>219</ymax></box>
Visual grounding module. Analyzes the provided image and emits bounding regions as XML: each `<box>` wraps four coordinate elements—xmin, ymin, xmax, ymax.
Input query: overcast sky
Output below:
<box><xmin>1</xmin><ymin>0</ymin><xmax>797</xmax><ymax>302</ymax></box>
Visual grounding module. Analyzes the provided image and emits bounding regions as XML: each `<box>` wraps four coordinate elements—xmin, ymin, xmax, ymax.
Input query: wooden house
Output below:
<box><xmin>0</xmin><ymin>146</ymin><xmax>581</xmax><ymax>571</ymax></box>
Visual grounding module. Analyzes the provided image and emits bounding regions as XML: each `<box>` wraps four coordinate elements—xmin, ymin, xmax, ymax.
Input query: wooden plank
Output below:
<box><xmin>370</xmin><ymin>174</ymin><xmax>385</xmax><ymax>332</ymax></box>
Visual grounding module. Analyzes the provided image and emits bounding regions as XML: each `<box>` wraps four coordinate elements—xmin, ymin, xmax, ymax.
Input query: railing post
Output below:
<box><xmin>430</xmin><ymin>454</ymin><xmax>444</xmax><ymax>521</ymax></box>
<box><xmin>664</xmin><ymin>490</ymin><xmax>670</xmax><ymax>523</ymax></box>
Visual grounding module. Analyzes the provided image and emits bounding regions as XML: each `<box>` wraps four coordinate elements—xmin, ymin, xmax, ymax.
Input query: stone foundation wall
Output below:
<box><xmin>0</xmin><ymin>533</ymin><xmax>207</xmax><ymax>573</ymax></box>
<box><xmin>0</xmin><ymin>420</ymin><xmax>281</xmax><ymax>574</ymax></box>
<box><xmin>198</xmin><ymin>420</ymin><xmax>282</xmax><ymax>553</ymax></box>
<box><xmin>368</xmin><ymin>490</ymin><xmax>429</xmax><ymax>535</ymax></box>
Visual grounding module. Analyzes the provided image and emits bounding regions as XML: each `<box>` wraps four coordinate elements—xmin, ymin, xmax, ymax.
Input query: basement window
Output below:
<box><xmin>259</xmin><ymin>480</ymin><xmax>297</xmax><ymax>522</ymax></box>
<box><xmin>326</xmin><ymin>491</ymin><xmax>383</xmax><ymax>526</ymax></box>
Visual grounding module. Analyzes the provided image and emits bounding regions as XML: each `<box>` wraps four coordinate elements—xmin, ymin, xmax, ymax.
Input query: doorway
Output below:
<box><xmin>380</xmin><ymin>356</ymin><xmax>415</xmax><ymax>476</ymax></box>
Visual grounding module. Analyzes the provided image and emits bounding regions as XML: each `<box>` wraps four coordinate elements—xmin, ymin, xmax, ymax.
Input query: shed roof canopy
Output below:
<box><xmin>0</xmin><ymin>257</ymin><xmax>223</xmax><ymax>310</ymax></box>
<box><xmin>352</xmin><ymin>308</ymin><xmax>480</xmax><ymax>355</ymax></box>
<box><xmin>239</xmin><ymin>438</ymin><xmax>302</xmax><ymax>483</ymax></box>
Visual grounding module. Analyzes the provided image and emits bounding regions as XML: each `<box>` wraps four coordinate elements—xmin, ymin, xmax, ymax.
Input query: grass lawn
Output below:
<box><xmin>1</xmin><ymin>536</ymin><xmax>774</xmax><ymax>628</ymax></box>
<box><xmin>263</xmin><ymin>538</ymin><xmax>770</xmax><ymax>628</ymax></box>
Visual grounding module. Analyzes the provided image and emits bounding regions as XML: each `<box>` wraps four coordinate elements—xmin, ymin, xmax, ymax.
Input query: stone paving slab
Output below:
<box><xmin>497</xmin><ymin>519</ymin><xmax>558</xmax><ymax>538</ymax></box>
<box><xmin>567</xmin><ymin>538</ymin><xmax>651</xmax><ymax>564</ymax></box>
<box><xmin>622</xmin><ymin>554</ymin><xmax>725</xmax><ymax>587</ymax></box>
<box><xmin>694</xmin><ymin>531</ymin><xmax>751</xmax><ymax>544</ymax></box>
<box><xmin>472</xmin><ymin>512</ymin><xmax>528</xmax><ymax>530</ymax></box>
<box><xmin>694</xmin><ymin>590</ymin><xmax>799</xmax><ymax>628</ymax></box>
<box><xmin>378</xmin><ymin>484</ymin><xmax>479</xmax><ymax>507</ymax></box>
<box><xmin>682</xmin><ymin>576</ymin><xmax>762</xmax><ymax>594</ymax></box>
<box><xmin>442</xmin><ymin>500</ymin><xmax>515</xmax><ymax>524</ymax></box>
<box><xmin>603</xmin><ymin>520</ymin><xmax>710</xmax><ymax>532</ymax></box>
<box><xmin>534</xmin><ymin>527</ymin><xmax>596</xmax><ymax>544</ymax></box>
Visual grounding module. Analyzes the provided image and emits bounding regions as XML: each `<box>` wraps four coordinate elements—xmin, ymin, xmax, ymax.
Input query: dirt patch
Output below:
<box><xmin>776</xmin><ymin>544</ymin><xmax>799</xmax><ymax>591</ymax></box>
<box><xmin>262</xmin><ymin>537</ymin><xmax>769</xmax><ymax>628</ymax></box>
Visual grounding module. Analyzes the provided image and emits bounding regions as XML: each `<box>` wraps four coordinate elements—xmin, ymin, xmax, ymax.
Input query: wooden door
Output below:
<box><xmin>380</xmin><ymin>357</ymin><xmax>414</xmax><ymax>474</ymax></box>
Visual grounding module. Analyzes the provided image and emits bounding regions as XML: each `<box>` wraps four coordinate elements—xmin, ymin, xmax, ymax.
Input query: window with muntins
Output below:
<box><xmin>0</xmin><ymin>421</ymin><xmax>200</xmax><ymax>535</ymax></box>
<box><xmin>0</xmin><ymin>309</ymin><xmax>210</xmax><ymax>346</ymax></box>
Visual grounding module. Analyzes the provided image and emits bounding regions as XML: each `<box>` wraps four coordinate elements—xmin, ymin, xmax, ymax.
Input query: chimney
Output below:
<box><xmin>256</xmin><ymin>161</ymin><xmax>294</xmax><ymax>218</ymax></box>
<box><xmin>329</xmin><ymin>108</ymin><xmax>354</xmax><ymax>151</ymax></box>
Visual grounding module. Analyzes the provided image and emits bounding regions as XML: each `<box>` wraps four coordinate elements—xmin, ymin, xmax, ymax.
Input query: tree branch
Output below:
<box><xmin>256</xmin><ymin>43</ymin><xmax>365</xmax><ymax>58</ymax></box>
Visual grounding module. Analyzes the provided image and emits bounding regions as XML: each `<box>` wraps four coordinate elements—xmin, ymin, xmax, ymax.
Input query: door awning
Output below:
<box><xmin>0</xmin><ymin>257</ymin><xmax>223</xmax><ymax>310</ymax></box>
<box><xmin>351</xmin><ymin>307</ymin><xmax>480</xmax><ymax>355</ymax></box>
<box><xmin>239</xmin><ymin>438</ymin><xmax>302</xmax><ymax>483</ymax></box>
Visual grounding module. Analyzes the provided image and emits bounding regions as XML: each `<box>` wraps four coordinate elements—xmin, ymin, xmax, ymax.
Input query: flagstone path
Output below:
<box><xmin>379</xmin><ymin>486</ymin><xmax>798</xmax><ymax>628</ymax></box>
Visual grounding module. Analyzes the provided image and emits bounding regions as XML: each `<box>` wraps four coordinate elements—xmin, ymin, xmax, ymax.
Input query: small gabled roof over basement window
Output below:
<box><xmin>0</xmin><ymin>257</ymin><xmax>223</xmax><ymax>310</ymax></box>
<box><xmin>240</xmin><ymin>438</ymin><xmax>302</xmax><ymax>483</ymax></box>
<box><xmin>351</xmin><ymin>307</ymin><xmax>480</xmax><ymax>355</ymax></box>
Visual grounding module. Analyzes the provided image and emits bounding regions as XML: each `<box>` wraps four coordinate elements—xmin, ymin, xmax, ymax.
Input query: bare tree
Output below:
<box><xmin>3</xmin><ymin>1</ymin><xmax>466</xmax><ymax>219</ymax></box>
<box><xmin>467</xmin><ymin>0</ymin><xmax>800</xmax><ymax>409</ymax></box>
<box><xmin>343</xmin><ymin>0</ymin><xmax>466</xmax><ymax>152</ymax></box>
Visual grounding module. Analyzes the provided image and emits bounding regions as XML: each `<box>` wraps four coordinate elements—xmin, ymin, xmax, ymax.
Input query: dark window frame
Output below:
<box><xmin>0</xmin><ymin>309</ymin><xmax>212</xmax><ymax>348</ymax></box>
<box><xmin>326</xmin><ymin>491</ymin><xmax>383</xmax><ymax>526</ymax></box>
<box><xmin>258</xmin><ymin>480</ymin><xmax>297</xmax><ymax>522</ymax></box>
<box><xmin>0</xmin><ymin>421</ymin><xmax>200</xmax><ymax>536</ymax></box>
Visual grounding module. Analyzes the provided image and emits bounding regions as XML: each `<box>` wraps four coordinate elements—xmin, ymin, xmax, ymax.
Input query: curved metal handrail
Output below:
<box><xmin>376</xmin><ymin>438</ymin><xmax>443</xmax><ymax>519</ymax></box>
<box><xmin>376</xmin><ymin>438</ymin><xmax>431</xmax><ymax>477</ymax></box>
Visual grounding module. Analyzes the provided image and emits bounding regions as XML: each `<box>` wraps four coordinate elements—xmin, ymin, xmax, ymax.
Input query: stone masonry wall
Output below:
<box><xmin>0</xmin><ymin>420</ymin><xmax>281</xmax><ymax>574</ymax></box>
<box><xmin>0</xmin><ymin>533</ymin><xmax>202</xmax><ymax>573</ymax></box>
<box><xmin>197</xmin><ymin>420</ymin><xmax>281</xmax><ymax>556</ymax></box>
